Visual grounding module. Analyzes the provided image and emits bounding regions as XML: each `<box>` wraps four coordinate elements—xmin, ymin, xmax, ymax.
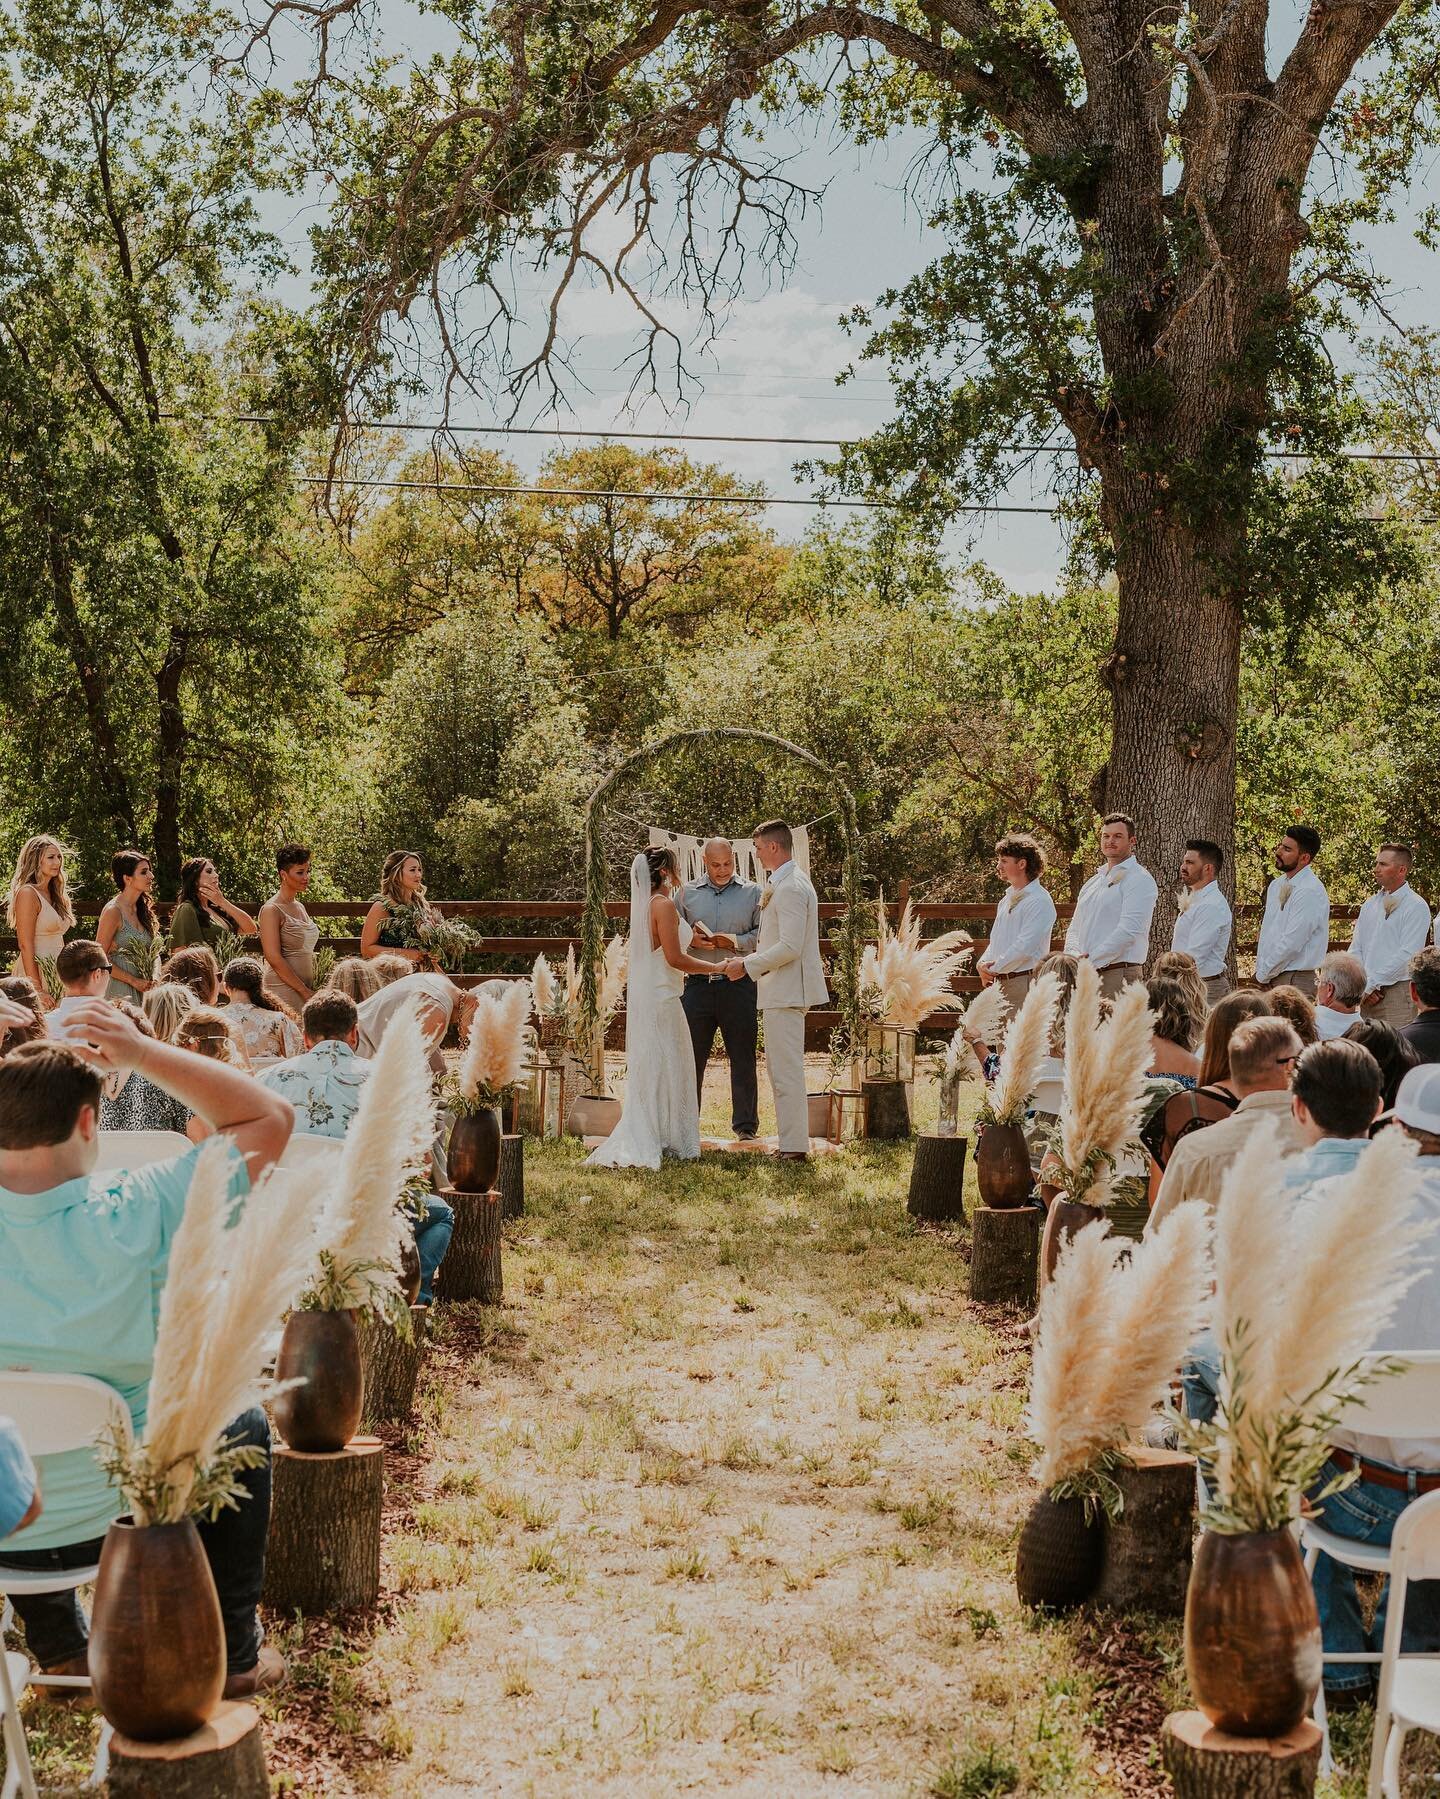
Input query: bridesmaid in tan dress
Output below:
<box><xmin>6</xmin><ymin>836</ymin><xmax>74</xmax><ymax>1000</ymax></box>
<box><xmin>258</xmin><ymin>843</ymin><xmax>320</xmax><ymax>1010</ymax></box>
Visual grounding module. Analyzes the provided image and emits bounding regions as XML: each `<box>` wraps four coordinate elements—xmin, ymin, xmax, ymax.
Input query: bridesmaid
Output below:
<box><xmin>97</xmin><ymin>849</ymin><xmax>159</xmax><ymax>1000</ymax></box>
<box><xmin>360</xmin><ymin>850</ymin><xmax>438</xmax><ymax>965</ymax></box>
<box><xmin>6</xmin><ymin>835</ymin><xmax>74</xmax><ymax>1001</ymax></box>
<box><xmin>168</xmin><ymin>856</ymin><xmax>257</xmax><ymax>949</ymax></box>
<box><xmin>258</xmin><ymin>843</ymin><xmax>320</xmax><ymax>1011</ymax></box>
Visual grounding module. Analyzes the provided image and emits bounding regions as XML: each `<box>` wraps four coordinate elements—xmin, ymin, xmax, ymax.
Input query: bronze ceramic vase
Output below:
<box><xmin>272</xmin><ymin>1309</ymin><xmax>363</xmax><ymax>1453</ymax></box>
<box><xmin>1015</xmin><ymin>1492</ymin><xmax>1106</xmax><ymax>1609</ymax></box>
<box><xmin>975</xmin><ymin>1122</ymin><xmax>1034</xmax><ymax>1209</ymax></box>
<box><xmin>88</xmin><ymin>1518</ymin><xmax>225</xmax><ymax>1740</ymax></box>
<box><xmin>448</xmin><ymin>1107</ymin><xmax>502</xmax><ymax>1192</ymax></box>
<box><xmin>1185</xmin><ymin>1528</ymin><xmax>1322</xmax><ymax>1736</ymax></box>
<box><xmin>1041</xmin><ymin>1193</ymin><xmax>1107</xmax><ymax>1282</ymax></box>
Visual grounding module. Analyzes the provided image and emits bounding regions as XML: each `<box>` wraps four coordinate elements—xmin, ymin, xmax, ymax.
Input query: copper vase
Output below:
<box><xmin>975</xmin><ymin>1122</ymin><xmax>1034</xmax><ymax>1209</ymax></box>
<box><xmin>1185</xmin><ymin>1528</ymin><xmax>1322</xmax><ymax>1736</ymax></box>
<box><xmin>89</xmin><ymin>1518</ymin><xmax>225</xmax><ymax>1740</ymax></box>
<box><xmin>1041</xmin><ymin>1193</ymin><xmax>1107</xmax><ymax>1281</ymax></box>
<box><xmin>1015</xmin><ymin>1492</ymin><xmax>1105</xmax><ymax>1610</ymax></box>
<box><xmin>271</xmin><ymin>1309</ymin><xmax>363</xmax><ymax>1453</ymax></box>
<box><xmin>448</xmin><ymin>1106</ymin><xmax>502</xmax><ymax>1192</ymax></box>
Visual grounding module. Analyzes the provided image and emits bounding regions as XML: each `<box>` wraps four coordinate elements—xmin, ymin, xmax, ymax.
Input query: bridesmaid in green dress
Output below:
<box><xmin>97</xmin><ymin>850</ymin><xmax>159</xmax><ymax>1001</ymax></box>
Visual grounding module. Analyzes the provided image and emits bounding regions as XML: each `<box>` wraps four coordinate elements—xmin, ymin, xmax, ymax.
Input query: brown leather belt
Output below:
<box><xmin>1329</xmin><ymin>1447</ymin><xmax>1440</xmax><ymax>1493</ymax></box>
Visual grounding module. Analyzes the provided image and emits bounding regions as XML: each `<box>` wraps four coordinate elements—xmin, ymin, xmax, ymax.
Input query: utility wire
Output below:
<box><xmin>298</xmin><ymin>474</ymin><xmax>1059</xmax><ymax>512</ymax></box>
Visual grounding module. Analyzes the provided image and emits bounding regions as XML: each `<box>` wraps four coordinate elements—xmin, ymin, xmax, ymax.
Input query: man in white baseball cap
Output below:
<box><xmin>1396</xmin><ymin>1062</ymin><xmax>1440</xmax><ymax>1142</ymax></box>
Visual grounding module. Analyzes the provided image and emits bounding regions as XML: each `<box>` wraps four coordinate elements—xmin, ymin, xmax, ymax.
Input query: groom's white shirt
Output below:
<box><xmin>743</xmin><ymin>860</ymin><xmax>828</xmax><ymax>1008</ymax></box>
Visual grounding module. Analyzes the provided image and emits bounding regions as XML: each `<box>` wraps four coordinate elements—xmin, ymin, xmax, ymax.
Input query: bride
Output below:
<box><xmin>587</xmin><ymin>847</ymin><xmax>716</xmax><ymax>1169</ymax></box>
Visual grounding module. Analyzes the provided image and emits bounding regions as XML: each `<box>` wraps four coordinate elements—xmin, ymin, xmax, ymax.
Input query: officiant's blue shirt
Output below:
<box><xmin>681</xmin><ymin>876</ymin><xmax>762</xmax><ymax>967</ymax></box>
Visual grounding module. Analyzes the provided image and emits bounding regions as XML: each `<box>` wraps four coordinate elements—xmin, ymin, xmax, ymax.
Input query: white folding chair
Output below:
<box><xmin>1371</xmin><ymin>1487</ymin><xmax>1440</xmax><ymax>1796</ymax></box>
<box><xmin>1299</xmin><ymin>1352</ymin><xmax>1440</xmax><ymax>1777</ymax></box>
<box><xmin>279</xmin><ymin>1131</ymin><xmax>345</xmax><ymax>1172</ymax></box>
<box><xmin>0</xmin><ymin>1373</ymin><xmax>132</xmax><ymax>1790</ymax></box>
<box><xmin>1</xmin><ymin>1646</ymin><xmax>37</xmax><ymax>1799</ymax></box>
<box><xmin>91</xmin><ymin>1129</ymin><xmax>191</xmax><ymax>1172</ymax></box>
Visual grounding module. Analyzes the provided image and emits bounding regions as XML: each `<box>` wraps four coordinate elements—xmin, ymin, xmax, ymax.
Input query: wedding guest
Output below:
<box><xmin>1253</xmin><ymin>825</ymin><xmax>1329</xmax><ymax>995</ymax></box>
<box><xmin>1313</xmin><ymin>952</ymin><xmax>1366</xmax><ymax>1040</ymax></box>
<box><xmin>360</xmin><ymin>852</ymin><xmax>439</xmax><ymax>966</ymax></box>
<box><xmin>6</xmin><ymin>836</ymin><xmax>74</xmax><ymax>999</ymax></box>
<box><xmin>221</xmin><ymin>958</ymin><xmax>301</xmax><ymax>1068</ymax></box>
<box><xmin>1063</xmin><ymin>814</ymin><xmax>1159</xmax><ymax>997</ymax></box>
<box><xmin>680</xmin><ymin>838</ymin><xmax>762</xmax><ymax>1141</ymax></box>
<box><xmin>355</xmin><ymin>969</ymin><xmax>473</xmax><ymax>1073</ymax></box>
<box><xmin>1401</xmin><ymin>948</ymin><xmax>1440</xmax><ymax>1065</ymax></box>
<box><xmin>258</xmin><ymin>845</ymin><xmax>319</xmax><ymax>1012</ymax></box>
<box><xmin>48</xmin><ymin>941</ymin><xmax>112</xmax><ymax>1039</ymax></box>
<box><xmin>176</xmin><ymin>1007</ymin><xmax>246</xmax><ymax>1069</ymax></box>
<box><xmin>370</xmin><ymin>954</ymin><xmax>416</xmax><ymax>986</ymax></box>
<box><xmin>1344</xmin><ymin>1018</ymin><xmax>1420</xmax><ymax>1117</ymax></box>
<box><xmin>0</xmin><ymin>980</ymin><xmax>46</xmax><ymax>1056</ymax></box>
<box><xmin>159</xmin><ymin>945</ymin><xmax>220</xmax><ymax>1006</ymax></box>
<box><xmin>1269</xmin><ymin>983</ymin><xmax>1319</xmax><ymax>1047</ymax></box>
<box><xmin>1171</xmin><ymin>839</ymin><xmax>1232</xmax><ymax>1005</ymax></box>
<box><xmin>0</xmin><ymin>1007</ymin><xmax>293</xmax><ymax>1697</ymax></box>
<box><xmin>1152</xmin><ymin>950</ymin><xmax>1210</xmax><ymax>1046</ymax></box>
<box><xmin>168</xmin><ymin>857</ymin><xmax>257</xmax><ymax>951</ymax></box>
<box><xmin>325</xmin><ymin>956</ymin><xmax>382</xmax><ymax>1005</ymax></box>
<box><xmin>101</xmin><ymin>1003</ymin><xmax>192</xmax><ymax>1135</ymax></box>
<box><xmin>976</xmin><ymin>832</ymin><xmax>1058</xmax><ymax>1013</ymax></box>
<box><xmin>1144</xmin><ymin>989</ymin><xmax>1274</xmax><ymax>1172</ymax></box>
<box><xmin>1145</xmin><ymin>976</ymin><xmax>1200</xmax><ymax>1084</ymax></box>
<box><xmin>97</xmin><ymin>850</ymin><xmax>159</xmax><ymax>1001</ymax></box>
<box><xmin>142</xmin><ymin>981</ymin><xmax>198</xmax><ymax>1045</ymax></box>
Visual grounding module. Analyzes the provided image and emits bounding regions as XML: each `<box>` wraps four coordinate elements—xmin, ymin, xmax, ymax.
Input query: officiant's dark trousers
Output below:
<box><xmin>682</xmin><ymin>974</ymin><xmax>759</xmax><ymax>1137</ymax></box>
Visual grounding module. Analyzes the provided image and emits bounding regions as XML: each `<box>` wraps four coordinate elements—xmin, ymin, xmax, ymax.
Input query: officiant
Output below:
<box><xmin>680</xmin><ymin>837</ymin><xmax>762</xmax><ymax>1140</ymax></box>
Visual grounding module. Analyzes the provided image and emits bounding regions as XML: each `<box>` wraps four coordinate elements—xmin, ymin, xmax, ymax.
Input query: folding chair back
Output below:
<box><xmin>279</xmin><ymin>1132</ymin><xmax>345</xmax><ymax>1171</ymax></box>
<box><xmin>0</xmin><ymin>1371</ymin><xmax>131</xmax><ymax>1458</ymax></box>
<box><xmin>92</xmin><ymin>1129</ymin><xmax>191</xmax><ymax>1172</ymax></box>
<box><xmin>1332</xmin><ymin>1352</ymin><xmax>1440</xmax><ymax>1442</ymax></box>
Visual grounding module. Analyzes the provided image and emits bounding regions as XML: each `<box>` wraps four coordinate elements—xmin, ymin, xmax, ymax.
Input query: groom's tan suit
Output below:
<box><xmin>743</xmin><ymin>862</ymin><xmax>828</xmax><ymax>1152</ymax></box>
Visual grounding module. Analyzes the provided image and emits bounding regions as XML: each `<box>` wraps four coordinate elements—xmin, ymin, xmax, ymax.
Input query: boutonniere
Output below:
<box><xmin>1176</xmin><ymin>889</ymin><xmax>1193</xmax><ymax>914</ymax></box>
<box><xmin>1106</xmin><ymin>867</ymin><xmax>1127</xmax><ymax>887</ymax></box>
<box><xmin>760</xmin><ymin>887</ymin><xmax>774</xmax><ymax>911</ymax></box>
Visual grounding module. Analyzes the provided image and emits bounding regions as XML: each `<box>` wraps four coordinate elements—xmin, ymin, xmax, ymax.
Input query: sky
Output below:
<box><xmin>257</xmin><ymin>16</ymin><xmax>1440</xmax><ymax>594</ymax></box>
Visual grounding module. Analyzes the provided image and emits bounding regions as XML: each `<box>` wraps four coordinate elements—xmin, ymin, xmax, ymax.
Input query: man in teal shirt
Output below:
<box><xmin>0</xmin><ymin>1003</ymin><xmax>293</xmax><ymax>1696</ymax></box>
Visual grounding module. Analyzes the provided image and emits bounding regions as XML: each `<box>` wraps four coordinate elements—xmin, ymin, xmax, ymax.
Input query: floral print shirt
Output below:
<box><xmin>256</xmin><ymin>1039</ymin><xmax>370</xmax><ymax>1138</ymax></box>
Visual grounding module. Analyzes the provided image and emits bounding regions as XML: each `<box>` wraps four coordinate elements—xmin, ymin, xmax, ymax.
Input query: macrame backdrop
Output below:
<box><xmin>646</xmin><ymin>827</ymin><xmax>811</xmax><ymax>884</ymax></box>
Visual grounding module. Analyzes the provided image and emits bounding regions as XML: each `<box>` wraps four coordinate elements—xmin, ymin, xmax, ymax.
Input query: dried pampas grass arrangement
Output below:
<box><xmin>1028</xmin><ymin>1201</ymin><xmax>1211</xmax><ymax>1514</ymax></box>
<box><xmin>456</xmin><ymin>980</ymin><xmax>531</xmax><ymax>1108</ymax></box>
<box><xmin>100</xmin><ymin>1141</ymin><xmax>318</xmax><ymax>1524</ymax></box>
<box><xmin>1179</xmin><ymin>1122</ymin><xmax>1429</xmax><ymax>1533</ymax></box>
<box><xmin>865</xmin><ymin>899</ymin><xmax>972</xmax><ymax>1033</ymax></box>
<box><xmin>935</xmin><ymin>986</ymin><xmax>1011</xmax><ymax>1135</ymax></box>
<box><xmin>982</xmin><ymin>972</ymin><xmax>1062</xmax><ymax>1127</ymax></box>
<box><xmin>1052</xmin><ymin>964</ymin><xmax>1154</xmax><ymax>1207</ymax></box>
<box><xmin>531</xmin><ymin>952</ymin><xmax>559</xmax><ymax>1020</ymax></box>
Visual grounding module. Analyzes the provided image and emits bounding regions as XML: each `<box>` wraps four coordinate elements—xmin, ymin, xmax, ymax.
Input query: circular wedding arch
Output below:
<box><xmin>576</xmin><ymin>727</ymin><xmax>866</xmax><ymax>1068</ymax></box>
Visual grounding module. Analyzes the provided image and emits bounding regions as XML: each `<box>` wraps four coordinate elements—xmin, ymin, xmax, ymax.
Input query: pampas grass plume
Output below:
<box><xmin>1057</xmin><ymin>966</ymin><xmax>1154</xmax><ymax>1205</ymax></box>
<box><xmin>989</xmin><ymin>972</ymin><xmax>1060</xmax><ymax>1124</ymax></box>
<box><xmin>963</xmin><ymin>983</ymin><xmax>1009</xmax><ymax>1050</ymax></box>
<box><xmin>1029</xmin><ymin>1221</ymin><xmax>1125</xmax><ymax>1487</ymax></box>
<box><xmin>531</xmin><ymin>953</ymin><xmax>557</xmax><ymax>1016</ymax></box>
<box><xmin>458</xmin><ymin>979</ymin><xmax>530</xmax><ymax>1101</ymax></box>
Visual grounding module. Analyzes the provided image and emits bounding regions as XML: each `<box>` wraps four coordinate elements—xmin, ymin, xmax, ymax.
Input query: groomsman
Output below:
<box><xmin>1254</xmin><ymin>825</ymin><xmax>1329</xmax><ymax>996</ymax></box>
<box><xmin>1064</xmin><ymin>813</ymin><xmax>1159</xmax><ymax>997</ymax></box>
<box><xmin>1349</xmin><ymin>843</ymin><xmax>1431</xmax><ymax>1027</ymax></box>
<box><xmin>1172</xmin><ymin>838</ymin><xmax>1233</xmax><ymax>1006</ymax></box>
<box><xmin>680</xmin><ymin>838</ymin><xmax>762</xmax><ymax>1140</ymax></box>
<box><xmin>976</xmin><ymin>833</ymin><xmax>1058</xmax><ymax>1014</ymax></box>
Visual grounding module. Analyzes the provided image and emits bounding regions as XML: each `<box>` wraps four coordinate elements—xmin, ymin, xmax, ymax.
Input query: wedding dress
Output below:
<box><xmin>586</xmin><ymin>854</ymin><xmax>701</xmax><ymax>1169</ymax></box>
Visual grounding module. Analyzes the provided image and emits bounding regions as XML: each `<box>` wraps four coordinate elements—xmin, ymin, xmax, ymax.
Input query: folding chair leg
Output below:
<box><xmin>1380</xmin><ymin>1721</ymin><xmax>1406</xmax><ymax>1799</ymax></box>
<box><xmin>1312</xmin><ymin>1677</ymin><xmax>1333</xmax><ymax>1775</ymax></box>
<box><xmin>0</xmin><ymin>1650</ymin><xmax>40</xmax><ymax>1799</ymax></box>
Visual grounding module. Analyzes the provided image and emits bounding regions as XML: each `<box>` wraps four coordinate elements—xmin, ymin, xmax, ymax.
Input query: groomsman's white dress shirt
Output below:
<box><xmin>1349</xmin><ymin>884</ymin><xmax>1432</xmax><ymax>992</ymax></box>
<box><xmin>1254</xmin><ymin>866</ymin><xmax>1330</xmax><ymax>985</ymax></box>
<box><xmin>1171</xmin><ymin>881</ymin><xmax>1233</xmax><ymax>979</ymax></box>
<box><xmin>1063</xmin><ymin>855</ymin><xmax>1159</xmax><ymax>968</ymax></box>
<box><xmin>978</xmin><ymin>881</ymin><xmax>1058</xmax><ymax>976</ymax></box>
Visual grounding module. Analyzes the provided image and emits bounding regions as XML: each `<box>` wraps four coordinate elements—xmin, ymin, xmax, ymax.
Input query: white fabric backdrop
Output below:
<box><xmin>647</xmin><ymin>827</ymin><xmax>810</xmax><ymax>884</ymax></box>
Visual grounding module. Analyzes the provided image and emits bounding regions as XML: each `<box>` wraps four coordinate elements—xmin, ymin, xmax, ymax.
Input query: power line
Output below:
<box><xmin>298</xmin><ymin>474</ymin><xmax>1059</xmax><ymax>512</ymax></box>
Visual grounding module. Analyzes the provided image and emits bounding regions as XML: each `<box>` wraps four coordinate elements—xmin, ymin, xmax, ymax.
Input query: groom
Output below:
<box><xmin>725</xmin><ymin>819</ymin><xmax>828</xmax><ymax>1161</ymax></box>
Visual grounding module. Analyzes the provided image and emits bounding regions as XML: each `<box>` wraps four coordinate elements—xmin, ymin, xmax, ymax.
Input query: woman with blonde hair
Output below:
<box><xmin>1152</xmin><ymin>949</ymin><xmax>1209</xmax><ymax>1041</ymax></box>
<box><xmin>97</xmin><ymin>849</ymin><xmax>159</xmax><ymax>1001</ymax></box>
<box><xmin>360</xmin><ymin>851</ymin><xmax>439</xmax><ymax>966</ymax></box>
<box><xmin>142</xmin><ymin>980</ymin><xmax>198</xmax><ymax>1044</ymax></box>
<box><xmin>176</xmin><ymin>1006</ymin><xmax>246</xmax><ymax>1068</ymax></box>
<box><xmin>7</xmin><ymin>836</ymin><xmax>74</xmax><ymax>999</ymax></box>
<box><xmin>325</xmin><ymin>956</ymin><xmax>383</xmax><ymax>1004</ymax></box>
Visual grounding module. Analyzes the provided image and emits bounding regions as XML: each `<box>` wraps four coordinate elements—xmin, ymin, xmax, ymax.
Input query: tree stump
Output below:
<box><xmin>498</xmin><ymin>1133</ymin><xmax>525</xmax><ymax>1219</ymax></box>
<box><xmin>1092</xmin><ymin>1446</ymin><xmax>1196</xmax><ymax>1616</ymax></box>
<box><xmin>436</xmin><ymin>1187</ymin><xmax>503</xmax><ymax>1304</ymax></box>
<box><xmin>106</xmin><ymin>1701</ymin><xmax>269</xmax><ymax>1798</ymax></box>
<box><xmin>906</xmin><ymin>1133</ymin><xmax>968</xmax><ymax>1222</ymax></box>
<box><xmin>970</xmin><ymin>1205</ymin><xmax>1041</xmax><ymax>1306</ymax></box>
<box><xmin>1161</xmin><ymin>1711</ymin><xmax>1321</xmax><ymax>1798</ymax></box>
<box><xmin>358</xmin><ymin>1306</ymin><xmax>428</xmax><ymax>1429</ymax></box>
<box><xmin>263</xmin><ymin>1438</ymin><xmax>383</xmax><ymax>1614</ymax></box>
<box><xmin>862</xmin><ymin>1078</ymin><xmax>911</xmax><ymax>1140</ymax></box>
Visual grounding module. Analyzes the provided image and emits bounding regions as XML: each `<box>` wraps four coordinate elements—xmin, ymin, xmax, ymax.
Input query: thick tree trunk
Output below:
<box><xmin>1161</xmin><ymin>1712</ymin><xmax>1321</xmax><ymax>1798</ymax></box>
<box><xmin>970</xmin><ymin>1204</ymin><xmax>1041</xmax><ymax>1306</ymax></box>
<box><xmin>907</xmin><ymin>1133</ymin><xmax>968</xmax><ymax>1223</ymax></box>
<box><xmin>437</xmin><ymin>1187</ymin><xmax>503</xmax><ymax>1304</ymax></box>
<box><xmin>106</xmin><ymin>1702</ymin><xmax>269</xmax><ymax>1798</ymax></box>
<box><xmin>498</xmin><ymin>1132</ymin><xmax>525</xmax><ymax>1219</ymax></box>
<box><xmin>1091</xmin><ymin>1446</ymin><xmax>1196</xmax><ymax>1616</ymax></box>
<box><xmin>262</xmin><ymin>1439</ymin><xmax>383</xmax><ymax>1614</ymax></box>
<box><xmin>358</xmin><ymin>1305</ymin><xmax>428</xmax><ymax>1428</ymax></box>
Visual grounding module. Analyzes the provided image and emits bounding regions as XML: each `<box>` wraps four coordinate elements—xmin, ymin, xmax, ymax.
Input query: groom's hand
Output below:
<box><xmin>724</xmin><ymin>958</ymin><xmax>746</xmax><ymax>981</ymax></box>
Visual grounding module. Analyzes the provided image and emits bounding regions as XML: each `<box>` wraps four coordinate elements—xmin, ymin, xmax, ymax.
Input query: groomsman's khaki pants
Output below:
<box><xmin>1203</xmin><ymin>975</ymin><xmax>1232</xmax><ymax>1008</ymax></box>
<box><xmin>1372</xmin><ymin>982</ymin><xmax>1416</xmax><ymax>1027</ymax></box>
<box><xmin>1266</xmin><ymin>969</ymin><xmax>1317</xmax><ymax>998</ymax></box>
<box><xmin>763</xmin><ymin>1007</ymin><xmax>809</xmax><ymax>1153</ymax></box>
<box><xmin>996</xmin><ymin>971</ymin><xmax>1033</xmax><ymax>1020</ymax></box>
<box><xmin>1098</xmin><ymin>962</ymin><xmax>1145</xmax><ymax>1000</ymax></box>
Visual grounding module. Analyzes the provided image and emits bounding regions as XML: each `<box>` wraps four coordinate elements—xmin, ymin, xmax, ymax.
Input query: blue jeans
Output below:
<box><xmin>1183</xmin><ymin>1330</ymin><xmax>1220</xmax><ymax>1423</ymax></box>
<box><xmin>0</xmin><ymin>1407</ymin><xmax>271</xmax><ymax>1674</ymax></box>
<box><xmin>414</xmin><ymin>1198</ymin><xmax>453</xmax><ymax>1306</ymax></box>
<box><xmin>1308</xmin><ymin>1455</ymin><xmax>1440</xmax><ymax>1693</ymax></box>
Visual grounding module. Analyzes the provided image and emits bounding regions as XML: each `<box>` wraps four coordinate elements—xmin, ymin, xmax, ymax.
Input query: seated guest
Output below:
<box><xmin>0</xmin><ymin>977</ymin><xmax>46</xmax><ymax>1055</ymax></box>
<box><xmin>1152</xmin><ymin>950</ymin><xmax>1209</xmax><ymax>1045</ymax></box>
<box><xmin>325</xmin><ymin>956</ymin><xmax>382</xmax><ymax>1006</ymax></box>
<box><xmin>1149</xmin><ymin>1016</ymin><xmax>1305</xmax><ymax>1227</ymax></box>
<box><xmin>1314</xmin><ymin>952</ymin><xmax>1367</xmax><ymax>1040</ymax></box>
<box><xmin>168</xmin><ymin>857</ymin><xmax>257</xmax><ymax>950</ymax></box>
<box><xmin>1402</xmin><ymin>948</ymin><xmax>1440</xmax><ymax>1066</ymax></box>
<box><xmin>0</xmin><ymin>1004</ymin><xmax>293</xmax><ymax>1696</ymax></box>
<box><xmin>143</xmin><ymin>979</ymin><xmax>198</xmax><ymax>1044</ymax></box>
<box><xmin>1305</xmin><ymin>1061</ymin><xmax>1440</xmax><ymax>1708</ymax></box>
<box><xmin>101</xmin><ymin>1003</ymin><xmax>192</xmax><ymax>1134</ymax></box>
<box><xmin>0</xmin><ymin>990</ymin><xmax>42</xmax><ymax>1058</ymax></box>
<box><xmin>1268</xmin><ymin>983</ymin><xmax>1319</xmax><ymax>1047</ymax></box>
<box><xmin>0</xmin><ymin>1416</ymin><xmax>40</xmax><ymax>1539</ymax></box>
<box><xmin>1146</xmin><ymin>976</ymin><xmax>1200</xmax><ymax>1084</ymax></box>
<box><xmin>221</xmin><ymin>958</ymin><xmax>301</xmax><ymax>1068</ymax></box>
<box><xmin>48</xmin><ymin>940</ymin><xmax>112</xmax><ymax>1038</ymax></box>
<box><xmin>1344</xmin><ymin>1017</ymin><xmax>1421</xmax><ymax>1121</ymax></box>
<box><xmin>1143</xmin><ymin>990</ymin><xmax>1270</xmax><ymax>1174</ymax></box>
<box><xmin>159</xmin><ymin>945</ymin><xmax>221</xmax><ymax>1007</ymax></box>
<box><xmin>258</xmin><ymin>993</ymin><xmax>454</xmax><ymax>1303</ymax></box>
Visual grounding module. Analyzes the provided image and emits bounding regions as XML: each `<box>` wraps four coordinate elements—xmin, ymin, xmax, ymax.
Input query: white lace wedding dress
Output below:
<box><xmin>586</xmin><ymin>855</ymin><xmax>701</xmax><ymax>1170</ymax></box>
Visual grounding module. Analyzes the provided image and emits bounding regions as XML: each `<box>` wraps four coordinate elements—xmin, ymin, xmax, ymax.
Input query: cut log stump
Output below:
<box><xmin>436</xmin><ymin>1186</ymin><xmax>503</xmax><ymax>1304</ymax></box>
<box><xmin>862</xmin><ymin>1078</ymin><xmax>911</xmax><ymax>1141</ymax></box>
<box><xmin>263</xmin><ymin>1438</ymin><xmax>382</xmax><ymax>1615</ymax></box>
<box><xmin>358</xmin><ymin>1305</ymin><xmax>428</xmax><ymax>1429</ymax></box>
<box><xmin>1092</xmin><ymin>1446</ymin><xmax>1196</xmax><ymax>1617</ymax></box>
<box><xmin>970</xmin><ymin>1204</ymin><xmax>1041</xmax><ymax>1307</ymax></box>
<box><xmin>907</xmin><ymin>1133</ymin><xmax>968</xmax><ymax>1223</ymax></box>
<box><xmin>1161</xmin><ymin>1711</ymin><xmax>1321</xmax><ymax>1799</ymax></box>
<box><xmin>106</xmin><ymin>1701</ymin><xmax>269</xmax><ymax>1799</ymax></box>
<box><xmin>499</xmin><ymin>1133</ymin><xmax>525</xmax><ymax>1219</ymax></box>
